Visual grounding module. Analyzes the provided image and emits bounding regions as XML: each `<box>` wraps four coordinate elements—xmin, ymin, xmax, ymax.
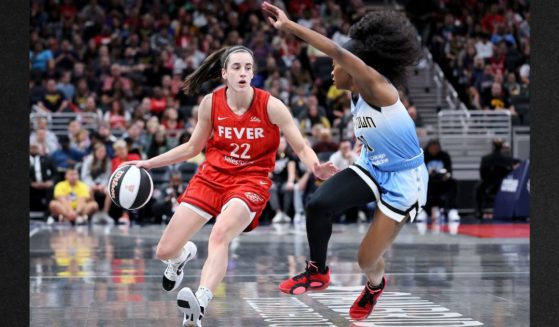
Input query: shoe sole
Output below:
<box><xmin>279</xmin><ymin>281</ymin><xmax>330</xmax><ymax>295</ymax></box>
<box><xmin>177</xmin><ymin>288</ymin><xmax>201</xmax><ymax>327</ymax></box>
<box><xmin>162</xmin><ymin>242</ymin><xmax>197</xmax><ymax>292</ymax></box>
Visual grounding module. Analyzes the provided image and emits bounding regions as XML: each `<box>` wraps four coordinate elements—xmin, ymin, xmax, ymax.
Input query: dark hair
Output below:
<box><xmin>342</xmin><ymin>10</ymin><xmax>422</xmax><ymax>88</ymax></box>
<box><xmin>182</xmin><ymin>45</ymin><xmax>254</xmax><ymax>96</ymax></box>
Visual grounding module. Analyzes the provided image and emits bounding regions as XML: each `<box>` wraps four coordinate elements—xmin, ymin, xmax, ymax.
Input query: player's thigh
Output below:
<box><xmin>308</xmin><ymin>167</ymin><xmax>376</xmax><ymax>214</ymax></box>
<box><xmin>209</xmin><ymin>199</ymin><xmax>254</xmax><ymax>245</ymax></box>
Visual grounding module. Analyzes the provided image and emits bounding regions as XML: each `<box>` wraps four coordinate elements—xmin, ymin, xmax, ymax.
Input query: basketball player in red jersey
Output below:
<box><xmin>127</xmin><ymin>45</ymin><xmax>338</xmax><ymax>326</ymax></box>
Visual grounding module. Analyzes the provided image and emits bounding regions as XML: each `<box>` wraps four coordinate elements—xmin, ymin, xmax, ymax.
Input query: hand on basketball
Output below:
<box><xmin>312</xmin><ymin>161</ymin><xmax>339</xmax><ymax>181</ymax></box>
<box><xmin>122</xmin><ymin>160</ymin><xmax>152</xmax><ymax>170</ymax></box>
<box><xmin>262</xmin><ymin>1</ymin><xmax>290</xmax><ymax>31</ymax></box>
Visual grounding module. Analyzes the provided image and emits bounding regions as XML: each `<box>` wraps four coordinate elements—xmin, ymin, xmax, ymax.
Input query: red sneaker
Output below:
<box><xmin>349</xmin><ymin>277</ymin><xmax>386</xmax><ymax>321</ymax></box>
<box><xmin>279</xmin><ymin>261</ymin><xmax>330</xmax><ymax>295</ymax></box>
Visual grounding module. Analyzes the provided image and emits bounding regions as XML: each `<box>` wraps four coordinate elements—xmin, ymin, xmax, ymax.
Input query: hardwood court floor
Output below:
<box><xmin>30</xmin><ymin>221</ymin><xmax>529</xmax><ymax>326</ymax></box>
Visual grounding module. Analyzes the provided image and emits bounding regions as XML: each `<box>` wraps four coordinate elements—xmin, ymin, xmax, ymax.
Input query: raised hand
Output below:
<box><xmin>312</xmin><ymin>161</ymin><xmax>340</xmax><ymax>181</ymax></box>
<box><xmin>262</xmin><ymin>1</ymin><xmax>290</xmax><ymax>31</ymax></box>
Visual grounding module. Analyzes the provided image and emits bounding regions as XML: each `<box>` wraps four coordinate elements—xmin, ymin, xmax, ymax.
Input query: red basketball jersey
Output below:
<box><xmin>204</xmin><ymin>87</ymin><xmax>280</xmax><ymax>176</ymax></box>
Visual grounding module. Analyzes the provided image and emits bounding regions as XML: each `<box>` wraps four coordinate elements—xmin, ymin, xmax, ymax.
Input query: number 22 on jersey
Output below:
<box><xmin>230</xmin><ymin>143</ymin><xmax>251</xmax><ymax>159</ymax></box>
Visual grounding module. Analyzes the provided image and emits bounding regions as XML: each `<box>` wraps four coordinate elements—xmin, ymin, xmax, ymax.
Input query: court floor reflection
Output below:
<box><xmin>30</xmin><ymin>222</ymin><xmax>529</xmax><ymax>327</ymax></box>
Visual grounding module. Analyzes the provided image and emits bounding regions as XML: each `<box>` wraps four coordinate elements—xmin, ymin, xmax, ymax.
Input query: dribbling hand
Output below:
<box><xmin>262</xmin><ymin>1</ymin><xmax>290</xmax><ymax>31</ymax></box>
<box><xmin>312</xmin><ymin>161</ymin><xmax>340</xmax><ymax>181</ymax></box>
<box><xmin>121</xmin><ymin>160</ymin><xmax>153</xmax><ymax>170</ymax></box>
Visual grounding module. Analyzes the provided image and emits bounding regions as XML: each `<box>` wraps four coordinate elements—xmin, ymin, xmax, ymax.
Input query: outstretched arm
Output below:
<box><xmin>262</xmin><ymin>1</ymin><xmax>397</xmax><ymax>106</ymax></box>
<box><xmin>267</xmin><ymin>96</ymin><xmax>338</xmax><ymax>180</ymax></box>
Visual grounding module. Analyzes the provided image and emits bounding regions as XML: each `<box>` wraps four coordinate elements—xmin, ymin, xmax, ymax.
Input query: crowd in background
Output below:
<box><xmin>407</xmin><ymin>0</ymin><xmax>530</xmax><ymax>124</ymax></box>
<box><xmin>29</xmin><ymin>0</ymin><xmax>529</xmax><ymax>225</ymax></box>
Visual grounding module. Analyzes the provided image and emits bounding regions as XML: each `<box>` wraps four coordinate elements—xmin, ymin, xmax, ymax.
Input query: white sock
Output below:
<box><xmin>195</xmin><ymin>286</ymin><xmax>213</xmax><ymax>308</ymax></box>
<box><xmin>166</xmin><ymin>246</ymin><xmax>188</xmax><ymax>264</ymax></box>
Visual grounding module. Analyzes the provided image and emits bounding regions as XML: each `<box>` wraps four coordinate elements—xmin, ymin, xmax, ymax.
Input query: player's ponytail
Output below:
<box><xmin>182</xmin><ymin>45</ymin><xmax>254</xmax><ymax>96</ymax></box>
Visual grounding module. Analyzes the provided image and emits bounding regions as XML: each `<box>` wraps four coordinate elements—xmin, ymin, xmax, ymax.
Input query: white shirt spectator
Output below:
<box><xmin>475</xmin><ymin>40</ymin><xmax>494</xmax><ymax>59</ymax></box>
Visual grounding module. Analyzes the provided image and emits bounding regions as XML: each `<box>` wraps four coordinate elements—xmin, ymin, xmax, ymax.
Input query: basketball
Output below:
<box><xmin>108</xmin><ymin>165</ymin><xmax>154</xmax><ymax>210</ymax></box>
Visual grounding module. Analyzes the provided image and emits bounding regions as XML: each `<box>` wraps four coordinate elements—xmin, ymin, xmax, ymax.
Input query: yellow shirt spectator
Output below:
<box><xmin>54</xmin><ymin>180</ymin><xmax>91</xmax><ymax>210</ymax></box>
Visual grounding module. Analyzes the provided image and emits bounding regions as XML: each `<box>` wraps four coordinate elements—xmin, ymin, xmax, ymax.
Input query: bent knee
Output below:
<box><xmin>156</xmin><ymin>243</ymin><xmax>181</xmax><ymax>260</ymax></box>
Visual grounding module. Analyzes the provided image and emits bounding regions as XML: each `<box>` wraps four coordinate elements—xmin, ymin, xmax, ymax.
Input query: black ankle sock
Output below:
<box><xmin>367</xmin><ymin>278</ymin><xmax>384</xmax><ymax>290</ymax></box>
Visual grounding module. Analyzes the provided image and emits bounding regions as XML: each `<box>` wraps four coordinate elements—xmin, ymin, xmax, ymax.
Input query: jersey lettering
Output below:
<box><xmin>217</xmin><ymin>126</ymin><xmax>265</xmax><ymax>140</ymax></box>
<box><xmin>354</xmin><ymin>116</ymin><xmax>376</xmax><ymax>129</ymax></box>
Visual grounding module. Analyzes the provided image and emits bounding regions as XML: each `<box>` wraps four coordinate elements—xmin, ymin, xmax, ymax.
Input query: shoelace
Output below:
<box><xmin>164</xmin><ymin>260</ymin><xmax>182</xmax><ymax>278</ymax></box>
<box><xmin>358</xmin><ymin>285</ymin><xmax>382</xmax><ymax>307</ymax></box>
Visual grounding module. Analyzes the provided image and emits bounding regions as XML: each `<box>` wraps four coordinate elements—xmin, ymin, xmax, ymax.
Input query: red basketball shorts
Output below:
<box><xmin>177</xmin><ymin>167</ymin><xmax>271</xmax><ymax>232</ymax></box>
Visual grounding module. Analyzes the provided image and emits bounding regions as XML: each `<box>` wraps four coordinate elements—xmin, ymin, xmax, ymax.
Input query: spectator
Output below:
<box><xmin>30</xmin><ymin>142</ymin><xmax>57</xmax><ymax>213</ymax></box>
<box><xmin>34</xmin><ymin>79</ymin><xmax>70</xmax><ymax>114</ymax></box>
<box><xmin>483</xmin><ymin>83</ymin><xmax>518</xmax><ymax>118</ymax></box>
<box><xmin>30</xmin><ymin>117</ymin><xmax>59</xmax><ymax>155</ymax></box>
<box><xmin>57</xmin><ymin>71</ymin><xmax>75</xmax><ymax>101</ymax></box>
<box><xmin>121</xmin><ymin>121</ymin><xmax>145</xmax><ymax>152</ymax></box>
<box><xmin>474</xmin><ymin>33</ymin><xmax>494</xmax><ymax>60</ymax></box>
<box><xmin>311</xmin><ymin>127</ymin><xmax>338</xmax><ymax>155</ymax></box>
<box><xmin>75</xmin><ymin>128</ymin><xmax>91</xmax><ymax>153</ymax></box>
<box><xmin>81</xmin><ymin>96</ymin><xmax>104</xmax><ymax>125</ymax></box>
<box><xmin>161</xmin><ymin>107</ymin><xmax>184</xmax><ymax>138</ymax></box>
<box><xmin>104</xmin><ymin>98</ymin><xmax>130</xmax><ymax>130</ymax></box>
<box><xmin>270</xmin><ymin>137</ymin><xmax>297</xmax><ymax>223</ymax></box>
<box><xmin>50</xmin><ymin>135</ymin><xmax>84</xmax><ymax>173</ymax></box>
<box><xmin>420</xmin><ymin>139</ymin><xmax>460</xmax><ymax>222</ymax></box>
<box><xmin>149</xmin><ymin>87</ymin><xmax>168</xmax><ymax>117</ymax></box>
<box><xmin>81</xmin><ymin>143</ymin><xmax>112</xmax><ymax>224</ymax></box>
<box><xmin>74</xmin><ymin>79</ymin><xmax>94</xmax><ymax>110</ymax></box>
<box><xmin>67</xmin><ymin>120</ymin><xmax>82</xmax><ymax>148</ymax></box>
<box><xmin>48</xmin><ymin>166</ymin><xmax>98</xmax><ymax>225</ymax></box>
<box><xmin>96</xmin><ymin>123</ymin><xmax>117</xmax><ymax>158</ymax></box>
<box><xmin>29</xmin><ymin>41</ymin><xmax>53</xmax><ymax>72</ymax></box>
<box><xmin>476</xmin><ymin>139</ymin><xmax>520</xmax><ymax>219</ymax></box>
<box><xmin>151</xmin><ymin>170</ymin><xmax>186</xmax><ymax>224</ymax></box>
<box><xmin>147</xmin><ymin>127</ymin><xmax>171</xmax><ymax>159</ymax></box>
<box><xmin>299</xmin><ymin>96</ymin><xmax>331</xmax><ymax>132</ymax></box>
<box><xmin>329</xmin><ymin>139</ymin><xmax>358</xmax><ymax>170</ymax></box>
<box><xmin>54</xmin><ymin>39</ymin><xmax>79</xmax><ymax>72</ymax></box>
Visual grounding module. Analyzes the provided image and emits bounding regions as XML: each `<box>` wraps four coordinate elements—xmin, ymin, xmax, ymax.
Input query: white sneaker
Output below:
<box><xmin>75</xmin><ymin>215</ymin><xmax>87</xmax><ymax>225</ymax></box>
<box><xmin>448</xmin><ymin>209</ymin><xmax>460</xmax><ymax>222</ymax></box>
<box><xmin>178</xmin><ymin>287</ymin><xmax>204</xmax><ymax>327</ymax></box>
<box><xmin>293</xmin><ymin>212</ymin><xmax>305</xmax><ymax>224</ymax></box>
<box><xmin>415</xmin><ymin>210</ymin><xmax>427</xmax><ymax>223</ymax></box>
<box><xmin>272</xmin><ymin>212</ymin><xmax>285</xmax><ymax>224</ymax></box>
<box><xmin>162</xmin><ymin>241</ymin><xmax>197</xmax><ymax>292</ymax></box>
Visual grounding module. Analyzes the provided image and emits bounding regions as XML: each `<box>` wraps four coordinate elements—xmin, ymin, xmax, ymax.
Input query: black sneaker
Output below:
<box><xmin>162</xmin><ymin>241</ymin><xmax>197</xmax><ymax>292</ymax></box>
